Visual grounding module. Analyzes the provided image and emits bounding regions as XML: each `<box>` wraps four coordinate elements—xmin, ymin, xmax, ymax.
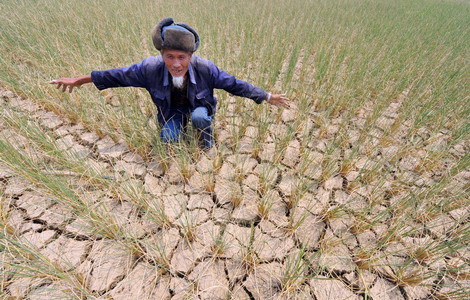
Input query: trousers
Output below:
<box><xmin>160</xmin><ymin>106</ymin><xmax>214</xmax><ymax>149</ymax></box>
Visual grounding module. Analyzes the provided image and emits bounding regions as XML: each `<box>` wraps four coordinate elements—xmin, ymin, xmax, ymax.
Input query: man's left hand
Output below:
<box><xmin>267</xmin><ymin>93</ymin><xmax>290</xmax><ymax>108</ymax></box>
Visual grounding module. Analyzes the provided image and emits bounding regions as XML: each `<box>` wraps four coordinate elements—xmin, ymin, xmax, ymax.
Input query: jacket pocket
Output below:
<box><xmin>152</xmin><ymin>89</ymin><xmax>165</xmax><ymax>101</ymax></box>
<box><xmin>196</xmin><ymin>89</ymin><xmax>210</xmax><ymax>100</ymax></box>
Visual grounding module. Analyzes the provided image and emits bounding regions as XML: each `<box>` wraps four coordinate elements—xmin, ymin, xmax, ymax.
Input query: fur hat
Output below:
<box><xmin>152</xmin><ymin>17</ymin><xmax>200</xmax><ymax>53</ymax></box>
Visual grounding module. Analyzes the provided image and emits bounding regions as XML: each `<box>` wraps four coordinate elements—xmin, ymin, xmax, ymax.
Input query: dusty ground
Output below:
<box><xmin>0</xmin><ymin>88</ymin><xmax>468</xmax><ymax>299</ymax></box>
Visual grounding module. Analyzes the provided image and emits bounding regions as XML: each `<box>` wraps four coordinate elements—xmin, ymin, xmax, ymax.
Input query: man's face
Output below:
<box><xmin>162</xmin><ymin>49</ymin><xmax>192</xmax><ymax>78</ymax></box>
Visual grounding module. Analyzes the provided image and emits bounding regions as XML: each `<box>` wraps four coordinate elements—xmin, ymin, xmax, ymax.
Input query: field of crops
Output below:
<box><xmin>1</xmin><ymin>0</ymin><xmax>469</xmax><ymax>299</ymax></box>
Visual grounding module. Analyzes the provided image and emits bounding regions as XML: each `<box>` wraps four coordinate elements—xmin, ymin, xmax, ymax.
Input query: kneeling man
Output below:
<box><xmin>51</xmin><ymin>18</ymin><xmax>289</xmax><ymax>149</ymax></box>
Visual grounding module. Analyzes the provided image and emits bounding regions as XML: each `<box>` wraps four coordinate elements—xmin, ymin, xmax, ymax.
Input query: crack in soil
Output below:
<box><xmin>1</xmin><ymin>87</ymin><xmax>468</xmax><ymax>299</ymax></box>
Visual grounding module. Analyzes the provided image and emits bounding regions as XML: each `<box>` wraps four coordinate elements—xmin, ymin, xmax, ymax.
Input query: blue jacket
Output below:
<box><xmin>91</xmin><ymin>55</ymin><xmax>268</xmax><ymax>125</ymax></box>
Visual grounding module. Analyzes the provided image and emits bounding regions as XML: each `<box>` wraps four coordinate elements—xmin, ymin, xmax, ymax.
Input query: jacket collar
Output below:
<box><xmin>188</xmin><ymin>61</ymin><xmax>196</xmax><ymax>85</ymax></box>
<box><xmin>163</xmin><ymin>64</ymin><xmax>169</xmax><ymax>87</ymax></box>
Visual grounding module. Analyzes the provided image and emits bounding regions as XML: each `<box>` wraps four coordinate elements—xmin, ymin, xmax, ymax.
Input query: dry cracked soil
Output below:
<box><xmin>0</xmin><ymin>88</ymin><xmax>469</xmax><ymax>299</ymax></box>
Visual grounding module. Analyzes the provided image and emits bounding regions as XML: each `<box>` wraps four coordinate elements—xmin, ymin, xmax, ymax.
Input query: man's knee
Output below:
<box><xmin>160</xmin><ymin>128</ymin><xmax>179</xmax><ymax>143</ymax></box>
<box><xmin>191</xmin><ymin>106</ymin><xmax>212</xmax><ymax>129</ymax></box>
<box><xmin>160</xmin><ymin>119</ymin><xmax>181</xmax><ymax>143</ymax></box>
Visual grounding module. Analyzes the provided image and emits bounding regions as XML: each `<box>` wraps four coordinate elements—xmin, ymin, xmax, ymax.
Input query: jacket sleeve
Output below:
<box><xmin>90</xmin><ymin>60</ymin><xmax>147</xmax><ymax>90</ymax></box>
<box><xmin>209</xmin><ymin>63</ymin><xmax>268</xmax><ymax>104</ymax></box>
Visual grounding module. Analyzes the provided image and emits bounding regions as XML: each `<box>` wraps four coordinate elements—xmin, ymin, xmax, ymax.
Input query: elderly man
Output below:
<box><xmin>51</xmin><ymin>18</ymin><xmax>289</xmax><ymax>149</ymax></box>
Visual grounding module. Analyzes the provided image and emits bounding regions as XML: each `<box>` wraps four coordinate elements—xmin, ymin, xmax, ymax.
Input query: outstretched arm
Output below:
<box><xmin>209</xmin><ymin>63</ymin><xmax>290</xmax><ymax>108</ymax></box>
<box><xmin>49</xmin><ymin>75</ymin><xmax>92</xmax><ymax>93</ymax></box>
<box><xmin>50</xmin><ymin>58</ymin><xmax>151</xmax><ymax>93</ymax></box>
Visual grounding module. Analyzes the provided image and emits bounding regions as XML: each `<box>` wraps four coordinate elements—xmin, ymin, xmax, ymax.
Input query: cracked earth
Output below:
<box><xmin>0</xmin><ymin>87</ymin><xmax>468</xmax><ymax>299</ymax></box>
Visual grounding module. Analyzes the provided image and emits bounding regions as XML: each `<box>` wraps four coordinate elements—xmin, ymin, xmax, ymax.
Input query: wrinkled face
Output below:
<box><xmin>162</xmin><ymin>49</ymin><xmax>192</xmax><ymax>78</ymax></box>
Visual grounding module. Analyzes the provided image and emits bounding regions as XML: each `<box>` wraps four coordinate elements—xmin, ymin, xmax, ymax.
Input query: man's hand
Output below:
<box><xmin>266</xmin><ymin>93</ymin><xmax>290</xmax><ymax>108</ymax></box>
<box><xmin>49</xmin><ymin>75</ymin><xmax>92</xmax><ymax>93</ymax></box>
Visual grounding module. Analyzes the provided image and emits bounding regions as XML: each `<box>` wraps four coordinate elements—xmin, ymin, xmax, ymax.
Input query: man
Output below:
<box><xmin>50</xmin><ymin>18</ymin><xmax>289</xmax><ymax>150</ymax></box>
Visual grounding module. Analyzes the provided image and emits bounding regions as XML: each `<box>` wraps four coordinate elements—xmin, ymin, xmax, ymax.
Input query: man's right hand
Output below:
<box><xmin>49</xmin><ymin>75</ymin><xmax>92</xmax><ymax>93</ymax></box>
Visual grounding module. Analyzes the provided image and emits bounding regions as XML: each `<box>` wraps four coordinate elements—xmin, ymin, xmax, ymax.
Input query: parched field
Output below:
<box><xmin>1</xmin><ymin>0</ymin><xmax>469</xmax><ymax>299</ymax></box>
